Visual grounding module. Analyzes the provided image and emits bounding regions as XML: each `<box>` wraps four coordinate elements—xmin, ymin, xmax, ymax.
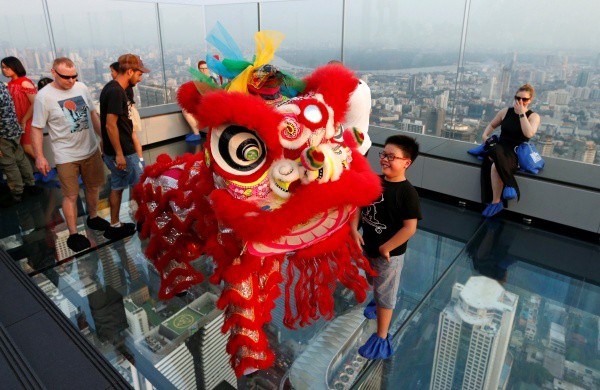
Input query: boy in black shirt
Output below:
<box><xmin>351</xmin><ymin>135</ymin><xmax>421</xmax><ymax>359</ymax></box>
<box><xmin>100</xmin><ymin>54</ymin><xmax>149</xmax><ymax>240</ymax></box>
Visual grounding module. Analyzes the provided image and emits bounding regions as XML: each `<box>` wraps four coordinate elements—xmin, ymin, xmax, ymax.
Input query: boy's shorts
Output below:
<box><xmin>366</xmin><ymin>254</ymin><xmax>405</xmax><ymax>310</ymax></box>
<box><xmin>57</xmin><ymin>150</ymin><xmax>105</xmax><ymax>196</ymax></box>
<box><xmin>103</xmin><ymin>153</ymin><xmax>143</xmax><ymax>190</ymax></box>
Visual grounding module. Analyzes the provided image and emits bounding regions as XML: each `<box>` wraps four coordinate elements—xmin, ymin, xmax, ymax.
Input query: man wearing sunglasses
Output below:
<box><xmin>99</xmin><ymin>54</ymin><xmax>149</xmax><ymax>240</ymax></box>
<box><xmin>31</xmin><ymin>57</ymin><xmax>108</xmax><ymax>252</ymax></box>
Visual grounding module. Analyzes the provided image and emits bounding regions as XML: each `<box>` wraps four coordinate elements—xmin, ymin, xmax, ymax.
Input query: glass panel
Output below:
<box><xmin>463</xmin><ymin>0</ymin><xmax>600</xmax><ymax>165</ymax></box>
<box><xmin>158</xmin><ymin>3</ymin><xmax>206</xmax><ymax>104</ymax></box>
<box><xmin>204</xmin><ymin>3</ymin><xmax>258</xmax><ymax>58</ymax></box>
<box><xmin>354</xmin><ymin>218</ymin><xmax>600</xmax><ymax>389</ymax></box>
<box><xmin>4</xmin><ymin>184</ymin><xmax>138</xmax><ymax>272</ymax></box>
<box><xmin>13</xmin><ymin>141</ymin><xmax>477</xmax><ymax>389</ymax></box>
<box><xmin>0</xmin><ymin>0</ymin><xmax>53</xmax><ymax>84</ymax></box>
<box><xmin>344</xmin><ymin>0</ymin><xmax>466</xmax><ymax>138</ymax></box>
<box><xmin>46</xmin><ymin>0</ymin><xmax>166</xmax><ymax>107</ymax></box>
<box><xmin>260</xmin><ymin>0</ymin><xmax>343</xmax><ymax>73</ymax></box>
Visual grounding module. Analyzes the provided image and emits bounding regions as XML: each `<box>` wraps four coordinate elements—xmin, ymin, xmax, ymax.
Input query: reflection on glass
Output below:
<box><xmin>356</xmin><ymin>218</ymin><xmax>600</xmax><ymax>390</ymax></box>
<box><xmin>46</xmin><ymin>0</ymin><xmax>166</xmax><ymax>108</ymax></box>
<box><xmin>0</xmin><ymin>0</ymin><xmax>53</xmax><ymax>86</ymax></box>
<box><xmin>344</xmin><ymin>0</ymin><xmax>465</xmax><ymax>139</ymax></box>
<box><xmin>204</xmin><ymin>3</ymin><xmax>258</xmax><ymax>57</ymax></box>
<box><xmin>431</xmin><ymin>276</ymin><xmax>518</xmax><ymax>389</ymax></box>
<box><xmin>260</xmin><ymin>0</ymin><xmax>343</xmax><ymax>72</ymax></box>
<box><xmin>158</xmin><ymin>3</ymin><xmax>206</xmax><ymax>104</ymax></box>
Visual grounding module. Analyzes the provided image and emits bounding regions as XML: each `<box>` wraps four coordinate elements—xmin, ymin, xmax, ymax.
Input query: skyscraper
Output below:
<box><xmin>430</xmin><ymin>276</ymin><xmax>518</xmax><ymax>390</ymax></box>
<box><xmin>500</xmin><ymin>67</ymin><xmax>511</xmax><ymax>102</ymax></box>
<box><xmin>576</xmin><ymin>70</ymin><xmax>591</xmax><ymax>88</ymax></box>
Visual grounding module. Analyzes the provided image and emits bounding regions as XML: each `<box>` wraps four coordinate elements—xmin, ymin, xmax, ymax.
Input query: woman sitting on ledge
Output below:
<box><xmin>480</xmin><ymin>83</ymin><xmax>541</xmax><ymax>217</ymax></box>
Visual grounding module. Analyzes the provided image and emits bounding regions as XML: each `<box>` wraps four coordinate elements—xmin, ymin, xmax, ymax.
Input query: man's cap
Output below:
<box><xmin>118</xmin><ymin>54</ymin><xmax>150</xmax><ymax>73</ymax></box>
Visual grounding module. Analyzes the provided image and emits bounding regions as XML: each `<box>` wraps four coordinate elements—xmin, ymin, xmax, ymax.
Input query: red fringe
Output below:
<box><xmin>284</xmin><ymin>227</ymin><xmax>375</xmax><ymax>329</ymax></box>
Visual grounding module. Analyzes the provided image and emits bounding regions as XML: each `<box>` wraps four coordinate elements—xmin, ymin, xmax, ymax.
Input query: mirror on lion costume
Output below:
<box><xmin>133</xmin><ymin>42</ymin><xmax>381</xmax><ymax>376</ymax></box>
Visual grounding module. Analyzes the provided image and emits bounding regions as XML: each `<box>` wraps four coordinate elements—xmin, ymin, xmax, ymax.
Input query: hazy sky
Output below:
<box><xmin>1</xmin><ymin>0</ymin><xmax>598</xmax><ymax>56</ymax></box>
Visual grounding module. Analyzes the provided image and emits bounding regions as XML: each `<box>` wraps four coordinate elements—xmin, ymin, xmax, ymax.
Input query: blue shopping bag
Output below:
<box><xmin>515</xmin><ymin>142</ymin><xmax>545</xmax><ymax>174</ymax></box>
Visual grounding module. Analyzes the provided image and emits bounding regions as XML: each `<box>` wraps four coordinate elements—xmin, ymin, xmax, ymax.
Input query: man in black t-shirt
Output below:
<box><xmin>100</xmin><ymin>54</ymin><xmax>149</xmax><ymax>240</ymax></box>
<box><xmin>351</xmin><ymin>135</ymin><xmax>421</xmax><ymax>360</ymax></box>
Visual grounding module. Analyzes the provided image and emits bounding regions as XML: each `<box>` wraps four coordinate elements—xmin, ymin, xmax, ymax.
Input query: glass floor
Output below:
<box><xmin>1</xmin><ymin>139</ymin><xmax>598</xmax><ymax>390</ymax></box>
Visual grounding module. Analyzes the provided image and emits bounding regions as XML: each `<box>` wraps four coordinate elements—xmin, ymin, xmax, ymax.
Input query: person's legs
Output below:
<box><xmin>80</xmin><ymin>150</ymin><xmax>106</xmax><ymax>220</ymax></box>
<box><xmin>359</xmin><ymin>255</ymin><xmax>403</xmax><ymax>359</ymax></box>
<box><xmin>85</xmin><ymin>186</ymin><xmax>100</xmax><ymax>218</ymax></box>
<box><xmin>57</xmin><ymin>161</ymin><xmax>82</xmax><ymax>234</ymax></box>
<box><xmin>109</xmin><ymin>188</ymin><xmax>124</xmax><ymax>224</ymax></box>
<box><xmin>102</xmin><ymin>154</ymin><xmax>136</xmax><ymax>239</ymax></box>
<box><xmin>490</xmin><ymin>163</ymin><xmax>503</xmax><ymax>204</ymax></box>
<box><xmin>376</xmin><ymin>307</ymin><xmax>394</xmax><ymax>339</ymax></box>
<box><xmin>0</xmin><ymin>138</ymin><xmax>25</xmax><ymax>199</ymax></box>
<box><xmin>62</xmin><ymin>193</ymin><xmax>80</xmax><ymax>235</ymax></box>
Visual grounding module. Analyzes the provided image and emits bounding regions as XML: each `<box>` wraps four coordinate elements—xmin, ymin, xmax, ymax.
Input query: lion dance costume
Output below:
<box><xmin>134</xmin><ymin>29</ymin><xmax>381</xmax><ymax>376</ymax></box>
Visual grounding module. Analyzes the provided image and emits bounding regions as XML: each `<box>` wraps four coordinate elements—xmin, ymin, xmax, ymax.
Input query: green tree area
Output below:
<box><xmin>509</xmin><ymin>362</ymin><xmax>553</xmax><ymax>387</ymax></box>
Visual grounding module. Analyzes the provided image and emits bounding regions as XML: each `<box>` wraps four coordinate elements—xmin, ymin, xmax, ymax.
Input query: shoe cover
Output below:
<box><xmin>502</xmin><ymin>186</ymin><xmax>517</xmax><ymax>200</ymax></box>
<box><xmin>42</xmin><ymin>168</ymin><xmax>58</xmax><ymax>183</ymax></box>
<box><xmin>358</xmin><ymin>333</ymin><xmax>393</xmax><ymax>359</ymax></box>
<box><xmin>363</xmin><ymin>299</ymin><xmax>377</xmax><ymax>319</ymax></box>
<box><xmin>482</xmin><ymin>202</ymin><xmax>503</xmax><ymax>217</ymax></box>
<box><xmin>185</xmin><ymin>133</ymin><xmax>203</xmax><ymax>142</ymax></box>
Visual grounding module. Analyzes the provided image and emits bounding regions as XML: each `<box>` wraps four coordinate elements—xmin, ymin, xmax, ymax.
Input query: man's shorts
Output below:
<box><xmin>56</xmin><ymin>149</ymin><xmax>106</xmax><ymax>197</ymax></box>
<box><xmin>103</xmin><ymin>153</ymin><xmax>143</xmax><ymax>190</ymax></box>
<box><xmin>366</xmin><ymin>254</ymin><xmax>405</xmax><ymax>310</ymax></box>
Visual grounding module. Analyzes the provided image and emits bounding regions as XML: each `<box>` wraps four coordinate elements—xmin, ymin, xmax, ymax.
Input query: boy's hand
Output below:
<box><xmin>350</xmin><ymin>228</ymin><xmax>364</xmax><ymax>248</ymax></box>
<box><xmin>379</xmin><ymin>245</ymin><xmax>391</xmax><ymax>262</ymax></box>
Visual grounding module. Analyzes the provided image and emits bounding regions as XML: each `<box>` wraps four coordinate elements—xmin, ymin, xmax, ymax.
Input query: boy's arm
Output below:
<box><xmin>350</xmin><ymin>209</ymin><xmax>364</xmax><ymax>247</ymax></box>
<box><xmin>379</xmin><ymin>218</ymin><xmax>418</xmax><ymax>261</ymax></box>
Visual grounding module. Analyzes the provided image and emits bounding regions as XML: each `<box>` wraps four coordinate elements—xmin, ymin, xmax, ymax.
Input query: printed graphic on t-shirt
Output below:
<box><xmin>362</xmin><ymin>194</ymin><xmax>386</xmax><ymax>234</ymax></box>
<box><xmin>58</xmin><ymin>96</ymin><xmax>89</xmax><ymax>133</ymax></box>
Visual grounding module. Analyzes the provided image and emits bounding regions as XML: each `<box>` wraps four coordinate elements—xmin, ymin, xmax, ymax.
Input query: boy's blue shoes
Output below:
<box><xmin>482</xmin><ymin>202</ymin><xmax>503</xmax><ymax>217</ymax></box>
<box><xmin>363</xmin><ymin>299</ymin><xmax>377</xmax><ymax>320</ymax></box>
<box><xmin>359</xmin><ymin>333</ymin><xmax>393</xmax><ymax>359</ymax></box>
<box><xmin>502</xmin><ymin>186</ymin><xmax>517</xmax><ymax>200</ymax></box>
<box><xmin>185</xmin><ymin>133</ymin><xmax>203</xmax><ymax>143</ymax></box>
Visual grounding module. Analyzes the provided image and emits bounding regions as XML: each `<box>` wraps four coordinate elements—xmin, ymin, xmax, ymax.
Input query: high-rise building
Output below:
<box><xmin>149</xmin><ymin>293</ymin><xmax>236</xmax><ymax>390</ymax></box>
<box><xmin>421</xmin><ymin>106</ymin><xmax>446</xmax><ymax>137</ymax></box>
<box><xmin>398</xmin><ymin>119</ymin><xmax>425</xmax><ymax>134</ymax></box>
<box><xmin>500</xmin><ymin>67</ymin><xmax>511</xmax><ymax>102</ymax></box>
<box><xmin>482</xmin><ymin>76</ymin><xmax>498</xmax><ymax>101</ymax></box>
<box><xmin>576</xmin><ymin>70</ymin><xmax>591</xmax><ymax>88</ymax></box>
<box><xmin>538</xmin><ymin>135</ymin><xmax>555</xmax><ymax>157</ymax></box>
<box><xmin>443</xmin><ymin>123</ymin><xmax>475</xmax><ymax>142</ymax></box>
<box><xmin>435</xmin><ymin>91</ymin><xmax>449</xmax><ymax>110</ymax></box>
<box><xmin>138</xmin><ymin>85</ymin><xmax>167</xmax><ymax>107</ymax></box>
<box><xmin>430</xmin><ymin>276</ymin><xmax>518</xmax><ymax>390</ymax></box>
<box><xmin>571</xmin><ymin>138</ymin><xmax>596</xmax><ymax>164</ymax></box>
<box><xmin>409</xmin><ymin>74</ymin><xmax>418</xmax><ymax>95</ymax></box>
<box><xmin>124</xmin><ymin>298</ymin><xmax>151</xmax><ymax>340</ymax></box>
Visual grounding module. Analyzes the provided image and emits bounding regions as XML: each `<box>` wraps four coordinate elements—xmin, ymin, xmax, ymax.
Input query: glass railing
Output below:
<box><xmin>353</xmin><ymin>218</ymin><xmax>600</xmax><ymax>390</ymax></box>
<box><xmin>1</xmin><ymin>0</ymin><xmax>598</xmax><ymax>165</ymax></box>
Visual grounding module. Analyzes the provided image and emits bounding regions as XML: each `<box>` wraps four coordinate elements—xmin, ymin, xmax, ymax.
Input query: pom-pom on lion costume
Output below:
<box><xmin>134</xmin><ymin>61</ymin><xmax>381</xmax><ymax>375</ymax></box>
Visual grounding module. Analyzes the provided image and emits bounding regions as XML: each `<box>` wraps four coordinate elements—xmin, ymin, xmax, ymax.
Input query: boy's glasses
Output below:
<box><xmin>379</xmin><ymin>151</ymin><xmax>410</xmax><ymax>162</ymax></box>
<box><xmin>514</xmin><ymin>96</ymin><xmax>530</xmax><ymax>102</ymax></box>
<box><xmin>53</xmin><ymin>69</ymin><xmax>78</xmax><ymax>80</ymax></box>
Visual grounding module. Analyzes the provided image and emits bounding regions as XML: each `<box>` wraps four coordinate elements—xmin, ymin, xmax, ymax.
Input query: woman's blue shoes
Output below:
<box><xmin>363</xmin><ymin>299</ymin><xmax>377</xmax><ymax>319</ymax></box>
<box><xmin>502</xmin><ymin>186</ymin><xmax>517</xmax><ymax>200</ymax></box>
<box><xmin>359</xmin><ymin>333</ymin><xmax>393</xmax><ymax>359</ymax></box>
<box><xmin>482</xmin><ymin>202</ymin><xmax>503</xmax><ymax>217</ymax></box>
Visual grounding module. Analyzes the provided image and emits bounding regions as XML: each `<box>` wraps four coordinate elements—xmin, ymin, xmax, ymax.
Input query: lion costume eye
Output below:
<box><xmin>211</xmin><ymin>125</ymin><xmax>267</xmax><ymax>175</ymax></box>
